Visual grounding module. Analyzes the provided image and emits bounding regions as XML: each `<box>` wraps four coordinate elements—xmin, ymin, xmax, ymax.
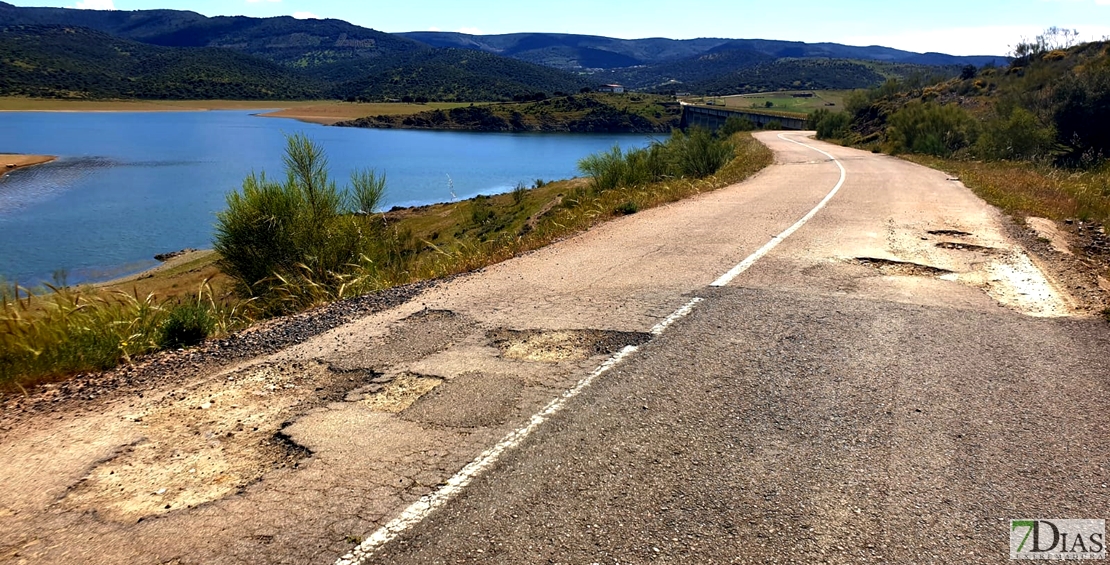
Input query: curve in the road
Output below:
<box><xmin>711</xmin><ymin>133</ymin><xmax>847</xmax><ymax>287</ymax></box>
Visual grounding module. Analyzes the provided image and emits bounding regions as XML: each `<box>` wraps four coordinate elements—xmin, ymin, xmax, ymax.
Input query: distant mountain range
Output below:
<box><xmin>397</xmin><ymin>32</ymin><xmax>1005</xmax><ymax>70</ymax></box>
<box><xmin>0</xmin><ymin>1</ymin><xmax>1007</xmax><ymax>101</ymax></box>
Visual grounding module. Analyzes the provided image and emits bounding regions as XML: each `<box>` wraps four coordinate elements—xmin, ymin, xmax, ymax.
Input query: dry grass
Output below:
<box><xmin>92</xmin><ymin>251</ymin><xmax>230</xmax><ymax>303</ymax></box>
<box><xmin>0</xmin><ymin>280</ymin><xmax>250</xmax><ymax>393</ymax></box>
<box><xmin>905</xmin><ymin>156</ymin><xmax>1110</xmax><ymax>230</ymax></box>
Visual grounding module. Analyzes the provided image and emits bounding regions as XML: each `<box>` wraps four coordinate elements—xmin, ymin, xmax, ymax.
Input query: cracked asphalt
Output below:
<box><xmin>2</xmin><ymin>133</ymin><xmax>1106</xmax><ymax>564</ymax></box>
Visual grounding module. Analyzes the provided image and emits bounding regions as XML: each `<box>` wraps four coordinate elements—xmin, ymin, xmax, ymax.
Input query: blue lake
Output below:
<box><xmin>0</xmin><ymin>110</ymin><xmax>650</xmax><ymax>285</ymax></box>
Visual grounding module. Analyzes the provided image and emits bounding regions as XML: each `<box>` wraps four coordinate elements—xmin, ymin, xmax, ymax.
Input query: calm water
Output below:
<box><xmin>0</xmin><ymin>111</ymin><xmax>649</xmax><ymax>285</ymax></box>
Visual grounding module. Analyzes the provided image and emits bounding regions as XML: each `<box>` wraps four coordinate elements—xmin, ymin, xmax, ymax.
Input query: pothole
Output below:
<box><xmin>358</xmin><ymin>373</ymin><xmax>443</xmax><ymax>413</ymax></box>
<box><xmin>488</xmin><ymin>329</ymin><xmax>651</xmax><ymax>363</ymax></box>
<box><xmin>327</xmin><ymin>309</ymin><xmax>475</xmax><ymax>372</ymax></box>
<box><xmin>854</xmin><ymin>257</ymin><xmax>954</xmax><ymax>277</ymax></box>
<box><xmin>59</xmin><ymin>360</ymin><xmax>374</xmax><ymax>523</ymax></box>
<box><xmin>928</xmin><ymin>229</ymin><xmax>973</xmax><ymax>237</ymax></box>
<box><xmin>935</xmin><ymin>241</ymin><xmax>999</xmax><ymax>253</ymax></box>
<box><xmin>402</xmin><ymin>372</ymin><xmax>524</xmax><ymax>428</ymax></box>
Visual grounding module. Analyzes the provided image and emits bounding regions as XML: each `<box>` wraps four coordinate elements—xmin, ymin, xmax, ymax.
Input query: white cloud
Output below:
<box><xmin>72</xmin><ymin>0</ymin><xmax>114</xmax><ymax>9</ymax></box>
<box><xmin>455</xmin><ymin>27</ymin><xmax>483</xmax><ymax>35</ymax></box>
<box><xmin>427</xmin><ymin>26</ymin><xmax>442</xmax><ymax>32</ymax></box>
<box><xmin>292</xmin><ymin>11</ymin><xmax>319</xmax><ymax>19</ymax></box>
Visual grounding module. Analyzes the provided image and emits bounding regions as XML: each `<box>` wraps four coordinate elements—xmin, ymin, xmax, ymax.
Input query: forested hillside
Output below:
<box><xmin>0</xmin><ymin>25</ymin><xmax>320</xmax><ymax>99</ymax></box>
<box><xmin>0</xmin><ymin>3</ymin><xmax>591</xmax><ymax>101</ymax></box>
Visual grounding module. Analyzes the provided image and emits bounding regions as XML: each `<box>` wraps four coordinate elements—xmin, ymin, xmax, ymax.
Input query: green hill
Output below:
<box><xmin>0</xmin><ymin>1</ymin><xmax>427</xmax><ymax>66</ymax></box>
<box><xmin>0</xmin><ymin>2</ymin><xmax>594</xmax><ymax>102</ymax></box>
<box><xmin>398</xmin><ymin>31</ymin><xmax>1005</xmax><ymax>70</ymax></box>
<box><xmin>827</xmin><ymin>39</ymin><xmax>1110</xmax><ymax>164</ymax></box>
<box><xmin>338</xmin><ymin>93</ymin><xmax>680</xmax><ymax>133</ymax></box>
<box><xmin>316</xmin><ymin>49</ymin><xmax>592</xmax><ymax>101</ymax></box>
<box><xmin>0</xmin><ymin>25</ymin><xmax>320</xmax><ymax>99</ymax></box>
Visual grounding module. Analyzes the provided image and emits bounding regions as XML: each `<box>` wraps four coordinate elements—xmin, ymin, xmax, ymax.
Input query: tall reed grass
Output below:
<box><xmin>0</xmin><ymin>280</ymin><xmax>247</xmax><ymax>392</ymax></box>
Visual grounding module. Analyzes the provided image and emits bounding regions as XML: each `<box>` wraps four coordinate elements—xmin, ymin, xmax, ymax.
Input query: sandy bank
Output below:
<box><xmin>0</xmin><ymin>154</ymin><xmax>56</xmax><ymax>178</ymax></box>
<box><xmin>90</xmin><ymin>249</ymin><xmax>217</xmax><ymax>288</ymax></box>
<box><xmin>258</xmin><ymin>110</ymin><xmax>343</xmax><ymax>125</ymax></box>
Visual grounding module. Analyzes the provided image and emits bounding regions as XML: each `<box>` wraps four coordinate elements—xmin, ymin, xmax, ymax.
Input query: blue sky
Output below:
<box><xmin>9</xmin><ymin>0</ymin><xmax>1110</xmax><ymax>56</ymax></box>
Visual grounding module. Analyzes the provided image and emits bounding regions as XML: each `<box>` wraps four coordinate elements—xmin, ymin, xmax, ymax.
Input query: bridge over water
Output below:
<box><xmin>680</xmin><ymin>103</ymin><xmax>808</xmax><ymax>131</ymax></box>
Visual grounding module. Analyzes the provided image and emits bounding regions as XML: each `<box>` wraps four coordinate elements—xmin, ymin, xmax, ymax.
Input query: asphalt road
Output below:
<box><xmin>350</xmin><ymin>133</ymin><xmax>1110</xmax><ymax>564</ymax></box>
<box><xmin>3</xmin><ymin>133</ymin><xmax>1106</xmax><ymax>565</ymax></box>
<box><xmin>359</xmin><ymin>282</ymin><xmax>1110</xmax><ymax>564</ymax></box>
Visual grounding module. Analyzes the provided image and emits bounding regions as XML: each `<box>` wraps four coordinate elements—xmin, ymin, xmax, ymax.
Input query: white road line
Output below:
<box><xmin>710</xmin><ymin>133</ymin><xmax>847</xmax><ymax>287</ymax></box>
<box><xmin>337</xmin><ymin>133</ymin><xmax>844</xmax><ymax>564</ymax></box>
<box><xmin>336</xmin><ymin>299</ymin><xmax>702</xmax><ymax>565</ymax></box>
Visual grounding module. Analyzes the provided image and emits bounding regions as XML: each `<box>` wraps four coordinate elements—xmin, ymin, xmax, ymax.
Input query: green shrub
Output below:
<box><xmin>764</xmin><ymin>120</ymin><xmax>783</xmax><ymax>131</ymax></box>
<box><xmin>809</xmin><ymin>108</ymin><xmax>852</xmax><ymax>139</ymax></box>
<box><xmin>159</xmin><ymin>302</ymin><xmax>214</xmax><ymax>349</ymax></box>
<box><xmin>470</xmin><ymin>195</ymin><xmax>495</xmax><ymax>225</ymax></box>
<box><xmin>578</xmin><ymin>145</ymin><xmax>628</xmax><ymax>192</ymax></box>
<box><xmin>975</xmin><ymin>107</ymin><xmax>1058</xmax><ymax>161</ymax></box>
<box><xmin>1050</xmin><ymin>64</ymin><xmax>1110</xmax><ymax>162</ymax></box>
<box><xmin>351</xmin><ymin>169</ymin><xmax>386</xmax><ymax>215</ymax></box>
<box><xmin>719</xmin><ymin>115</ymin><xmax>756</xmax><ymax>136</ymax></box>
<box><xmin>512</xmin><ymin>181</ymin><xmax>529</xmax><ymax>204</ymax></box>
<box><xmin>578</xmin><ymin>127</ymin><xmax>733</xmax><ymax>192</ymax></box>
<box><xmin>614</xmin><ymin>201</ymin><xmax>640</xmax><ymax>215</ymax></box>
<box><xmin>578</xmin><ymin>143</ymin><xmax>669</xmax><ymax>192</ymax></box>
<box><xmin>671</xmin><ymin>127</ymin><xmax>734</xmax><ymax>178</ymax></box>
<box><xmin>214</xmin><ymin>134</ymin><xmax>386</xmax><ymax>313</ymax></box>
<box><xmin>886</xmin><ymin>101</ymin><xmax>979</xmax><ymax>157</ymax></box>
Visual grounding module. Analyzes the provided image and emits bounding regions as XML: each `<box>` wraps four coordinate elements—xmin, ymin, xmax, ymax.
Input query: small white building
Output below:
<box><xmin>597</xmin><ymin>84</ymin><xmax>625</xmax><ymax>94</ymax></box>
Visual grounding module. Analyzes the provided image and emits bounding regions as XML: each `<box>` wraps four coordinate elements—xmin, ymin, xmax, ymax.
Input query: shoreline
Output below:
<box><xmin>0</xmin><ymin>99</ymin><xmax>476</xmax><ymax>126</ymax></box>
<box><xmin>0</xmin><ymin>154</ymin><xmax>56</xmax><ymax>179</ymax></box>
<box><xmin>89</xmin><ymin>249</ymin><xmax>216</xmax><ymax>289</ymax></box>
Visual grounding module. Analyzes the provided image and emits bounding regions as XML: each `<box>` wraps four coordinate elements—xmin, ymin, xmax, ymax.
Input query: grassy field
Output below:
<box><xmin>682</xmin><ymin>90</ymin><xmax>848</xmax><ymax>116</ymax></box>
<box><xmin>0</xmin><ymin>98</ymin><xmax>475</xmax><ymax>124</ymax></box>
